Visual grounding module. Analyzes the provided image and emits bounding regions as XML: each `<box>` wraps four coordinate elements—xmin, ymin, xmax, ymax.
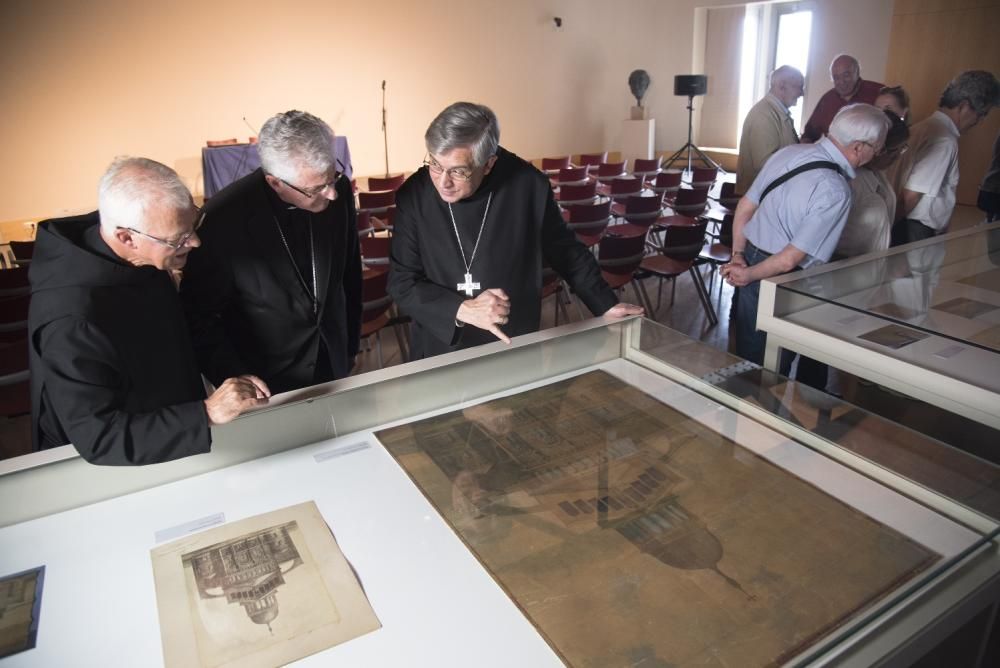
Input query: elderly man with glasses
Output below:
<box><xmin>721</xmin><ymin>104</ymin><xmax>891</xmax><ymax>390</ymax></box>
<box><xmin>28</xmin><ymin>157</ymin><xmax>269</xmax><ymax>464</ymax></box>
<box><xmin>891</xmin><ymin>70</ymin><xmax>1000</xmax><ymax>245</ymax></box>
<box><xmin>388</xmin><ymin>101</ymin><xmax>642</xmax><ymax>359</ymax></box>
<box><xmin>180</xmin><ymin>110</ymin><xmax>362</xmax><ymax>394</ymax></box>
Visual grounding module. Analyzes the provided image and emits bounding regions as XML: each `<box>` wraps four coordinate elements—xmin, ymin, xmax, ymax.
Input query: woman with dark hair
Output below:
<box><xmin>875</xmin><ymin>85</ymin><xmax>911</xmax><ymax>124</ymax></box>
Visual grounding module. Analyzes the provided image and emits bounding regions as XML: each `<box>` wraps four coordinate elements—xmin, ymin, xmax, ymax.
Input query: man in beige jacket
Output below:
<box><xmin>735</xmin><ymin>66</ymin><xmax>804</xmax><ymax>196</ymax></box>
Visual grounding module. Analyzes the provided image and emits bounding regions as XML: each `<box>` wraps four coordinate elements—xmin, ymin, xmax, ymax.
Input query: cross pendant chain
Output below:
<box><xmin>447</xmin><ymin>192</ymin><xmax>492</xmax><ymax>297</ymax></box>
<box><xmin>457</xmin><ymin>272</ymin><xmax>480</xmax><ymax>296</ymax></box>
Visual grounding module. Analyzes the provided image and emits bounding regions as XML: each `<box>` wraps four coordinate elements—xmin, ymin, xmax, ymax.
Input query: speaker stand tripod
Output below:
<box><xmin>663</xmin><ymin>94</ymin><xmax>726</xmax><ymax>174</ymax></box>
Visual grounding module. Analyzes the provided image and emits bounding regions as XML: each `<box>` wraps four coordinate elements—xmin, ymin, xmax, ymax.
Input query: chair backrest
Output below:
<box><xmin>565</xmin><ymin>198</ymin><xmax>612</xmax><ymax>234</ymax></box>
<box><xmin>0</xmin><ymin>337</ymin><xmax>28</xmax><ymax>378</ymax></box>
<box><xmin>660</xmin><ymin>217</ymin><xmax>708</xmax><ymax>261</ymax></box>
<box><xmin>596</xmin><ymin>161</ymin><xmax>627</xmax><ymax>180</ymax></box>
<box><xmin>621</xmin><ymin>194</ymin><xmax>664</xmax><ymax>226</ymax></box>
<box><xmin>356</xmin><ymin>210</ymin><xmax>374</xmax><ymax>237</ymax></box>
<box><xmin>9</xmin><ymin>241</ymin><xmax>35</xmax><ymax>261</ymax></box>
<box><xmin>0</xmin><ymin>266</ymin><xmax>30</xmax><ymax>298</ymax></box>
<box><xmin>556</xmin><ymin>181</ymin><xmax>597</xmax><ymax>205</ymax></box>
<box><xmin>578</xmin><ymin>152</ymin><xmax>608</xmax><ymax>168</ymax></box>
<box><xmin>608</xmin><ymin>176</ymin><xmax>643</xmax><ymax>201</ymax></box>
<box><xmin>651</xmin><ymin>170</ymin><xmax>683</xmax><ymax>194</ymax></box>
<box><xmin>541</xmin><ymin>156</ymin><xmax>571</xmax><ymax>172</ymax></box>
<box><xmin>672</xmin><ymin>187</ymin><xmax>709</xmax><ymax>215</ymax></box>
<box><xmin>361</xmin><ymin>268</ymin><xmax>392</xmax><ymax>323</ymax></box>
<box><xmin>718</xmin><ymin>181</ymin><xmax>739</xmax><ymax>209</ymax></box>
<box><xmin>690</xmin><ymin>166</ymin><xmax>718</xmax><ymax>188</ymax></box>
<box><xmin>0</xmin><ymin>294</ymin><xmax>29</xmax><ymax>343</ymax></box>
<box><xmin>367</xmin><ymin>173</ymin><xmax>405</xmax><ymax>192</ymax></box>
<box><xmin>360</xmin><ymin>235</ymin><xmax>391</xmax><ymax>267</ymax></box>
<box><xmin>632</xmin><ymin>157</ymin><xmax>662</xmax><ymax>175</ymax></box>
<box><xmin>597</xmin><ymin>229</ymin><xmax>648</xmax><ymax>277</ymax></box>
<box><xmin>718</xmin><ymin>213</ymin><xmax>734</xmax><ymax>246</ymax></box>
<box><xmin>554</xmin><ymin>166</ymin><xmax>589</xmax><ymax>184</ymax></box>
<box><xmin>357</xmin><ymin>190</ymin><xmax>396</xmax><ymax>212</ymax></box>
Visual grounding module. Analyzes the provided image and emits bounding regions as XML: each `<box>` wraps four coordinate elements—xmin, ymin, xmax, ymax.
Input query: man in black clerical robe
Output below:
<box><xmin>29</xmin><ymin>158</ymin><xmax>268</xmax><ymax>465</ymax></box>
<box><xmin>180</xmin><ymin>111</ymin><xmax>362</xmax><ymax>395</ymax></box>
<box><xmin>389</xmin><ymin>102</ymin><xmax>643</xmax><ymax>359</ymax></box>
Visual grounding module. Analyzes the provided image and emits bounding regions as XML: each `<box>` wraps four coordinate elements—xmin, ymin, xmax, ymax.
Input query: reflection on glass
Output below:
<box><xmin>378</xmin><ymin>371</ymin><xmax>940</xmax><ymax>666</ymax></box>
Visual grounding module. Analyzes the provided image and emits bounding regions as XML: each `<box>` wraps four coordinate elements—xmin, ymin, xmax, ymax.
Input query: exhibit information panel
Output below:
<box><xmin>757</xmin><ymin>223</ymin><xmax>1000</xmax><ymax>428</ymax></box>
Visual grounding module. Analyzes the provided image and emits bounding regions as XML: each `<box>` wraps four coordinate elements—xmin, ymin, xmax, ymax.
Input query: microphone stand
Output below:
<box><xmin>381</xmin><ymin>81</ymin><xmax>389</xmax><ymax>177</ymax></box>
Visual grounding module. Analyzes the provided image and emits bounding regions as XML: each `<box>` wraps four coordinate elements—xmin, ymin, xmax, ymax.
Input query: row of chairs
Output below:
<box><xmin>0</xmin><ymin>265</ymin><xmax>31</xmax><ymax>420</ymax></box>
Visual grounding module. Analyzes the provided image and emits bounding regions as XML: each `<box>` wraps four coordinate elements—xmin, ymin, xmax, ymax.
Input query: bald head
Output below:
<box><xmin>831</xmin><ymin>54</ymin><xmax>861</xmax><ymax>99</ymax></box>
<box><xmin>770</xmin><ymin>66</ymin><xmax>805</xmax><ymax>108</ymax></box>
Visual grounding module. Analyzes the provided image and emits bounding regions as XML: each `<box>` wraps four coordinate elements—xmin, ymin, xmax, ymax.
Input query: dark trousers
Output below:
<box><xmin>891</xmin><ymin>218</ymin><xmax>936</xmax><ymax>247</ymax></box>
<box><xmin>733</xmin><ymin>243</ymin><xmax>828</xmax><ymax>391</ymax></box>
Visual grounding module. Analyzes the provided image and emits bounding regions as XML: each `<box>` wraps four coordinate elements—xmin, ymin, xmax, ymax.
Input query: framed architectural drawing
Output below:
<box><xmin>150</xmin><ymin>501</ymin><xmax>379</xmax><ymax>668</ymax></box>
<box><xmin>0</xmin><ymin>565</ymin><xmax>44</xmax><ymax>659</ymax></box>
<box><xmin>377</xmin><ymin>371</ymin><xmax>939</xmax><ymax>667</ymax></box>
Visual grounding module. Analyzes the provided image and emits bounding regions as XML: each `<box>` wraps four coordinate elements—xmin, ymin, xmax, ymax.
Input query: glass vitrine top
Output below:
<box><xmin>776</xmin><ymin>223</ymin><xmax>1000</xmax><ymax>354</ymax></box>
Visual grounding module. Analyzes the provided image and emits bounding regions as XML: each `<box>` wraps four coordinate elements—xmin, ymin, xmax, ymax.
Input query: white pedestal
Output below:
<box><xmin>621</xmin><ymin>119</ymin><xmax>655</xmax><ymax>168</ymax></box>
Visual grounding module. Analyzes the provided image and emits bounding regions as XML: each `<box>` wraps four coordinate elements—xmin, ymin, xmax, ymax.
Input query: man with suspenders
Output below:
<box><xmin>721</xmin><ymin>104</ymin><xmax>891</xmax><ymax>388</ymax></box>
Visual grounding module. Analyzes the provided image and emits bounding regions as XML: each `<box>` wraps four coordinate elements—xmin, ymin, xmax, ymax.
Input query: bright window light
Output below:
<box><xmin>736</xmin><ymin>7</ymin><xmax>760</xmax><ymax>148</ymax></box>
<box><xmin>774</xmin><ymin>10</ymin><xmax>812</xmax><ymax>131</ymax></box>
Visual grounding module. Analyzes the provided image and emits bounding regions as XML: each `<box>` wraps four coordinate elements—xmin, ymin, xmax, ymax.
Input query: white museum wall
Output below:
<box><xmin>0</xmin><ymin>0</ymin><xmax>892</xmax><ymax>222</ymax></box>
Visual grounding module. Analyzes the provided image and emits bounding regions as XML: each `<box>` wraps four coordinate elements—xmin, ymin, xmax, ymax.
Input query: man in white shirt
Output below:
<box><xmin>892</xmin><ymin>70</ymin><xmax>1000</xmax><ymax>245</ymax></box>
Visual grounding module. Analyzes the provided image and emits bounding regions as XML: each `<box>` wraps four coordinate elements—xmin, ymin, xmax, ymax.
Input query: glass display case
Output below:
<box><xmin>1</xmin><ymin>317</ymin><xmax>998</xmax><ymax>667</ymax></box>
<box><xmin>757</xmin><ymin>223</ymin><xmax>1000</xmax><ymax>429</ymax></box>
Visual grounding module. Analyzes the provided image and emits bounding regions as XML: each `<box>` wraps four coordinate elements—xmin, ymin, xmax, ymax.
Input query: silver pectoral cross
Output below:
<box><xmin>457</xmin><ymin>272</ymin><xmax>480</xmax><ymax>296</ymax></box>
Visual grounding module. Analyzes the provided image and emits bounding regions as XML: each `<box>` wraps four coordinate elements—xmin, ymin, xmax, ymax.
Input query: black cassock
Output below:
<box><xmin>28</xmin><ymin>216</ymin><xmax>211</xmax><ymax>464</ymax></box>
<box><xmin>180</xmin><ymin>170</ymin><xmax>362</xmax><ymax>395</ymax></box>
<box><xmin>389</xmin><ymin>147</ymin><xmax>617</xmax><ymax>359</ymax></box>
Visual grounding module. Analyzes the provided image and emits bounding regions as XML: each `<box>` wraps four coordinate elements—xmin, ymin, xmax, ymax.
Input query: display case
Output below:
<box><xmin>757</xmin><ymin>223</ymin><xmax>1000</xmax><ymax>429</ymax></box>
<box><xmin>1</xmin><ymin>317</ymin><xmax>998</xmax><ymax>667</ymax></box>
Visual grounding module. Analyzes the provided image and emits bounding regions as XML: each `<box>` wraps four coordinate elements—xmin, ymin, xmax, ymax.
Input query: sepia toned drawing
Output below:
<box><xmin>151</xmin><ymin>501</ymin><xmax>379</xmax><ymax>668</ymax></box>
<box><xmin>0</xmin><ymin>566</ymin><xmax>44</xmax><ymax>659</ymax></box>
<box><xmin>376</xmin><ymin>371</ymin><xmax>939</xmax><ymax>667</ymax></box>
<box><xmin>932</xmin><ymin>297</ymin><xmax>998</xmax><ymax>319</ymax></box>
<box><xmin>858</xmin><ymin>323</ymin><xmax>930</xmax><ymax>349</ymax></box>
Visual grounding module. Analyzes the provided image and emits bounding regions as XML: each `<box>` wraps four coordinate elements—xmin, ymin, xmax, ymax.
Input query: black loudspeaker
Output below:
<box><xmin>674</xmin><ymin>75</ymin><xmax>708</xmax><ymax>97</ymax></box>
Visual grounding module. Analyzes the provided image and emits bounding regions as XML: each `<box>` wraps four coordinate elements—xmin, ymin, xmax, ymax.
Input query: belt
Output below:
<box><xmin>745</xmin><ymin>241</ymin><xmax>772</xmax><ymax>259</ymax></box>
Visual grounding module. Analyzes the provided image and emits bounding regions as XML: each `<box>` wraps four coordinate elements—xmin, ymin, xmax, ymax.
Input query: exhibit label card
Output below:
<box><xmin>150</xmin><ymin>501</ymin><xmax>379</xmax><ymax>668</ymax></box>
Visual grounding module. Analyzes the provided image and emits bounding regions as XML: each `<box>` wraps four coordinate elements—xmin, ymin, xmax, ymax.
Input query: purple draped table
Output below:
<box><xmin>201</xmin><ymin>136</ymin><xmax>353</xmax><ymax>199</ymax></box>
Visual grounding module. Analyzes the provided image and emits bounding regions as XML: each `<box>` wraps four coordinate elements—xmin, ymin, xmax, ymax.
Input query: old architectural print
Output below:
<box><xmin>377</xmin><ymin>371</ymin><xmax>938</xmax><ymax>667</ymax></box>
<box><xmin>0</xmin><ymin>566</ymin><xmax>44</xmax><ymax>659</ymax></box>
<box><xmin>151</xmin><ymin>501</ymin><xmax>379</xmax><ymax>668</ymax></box>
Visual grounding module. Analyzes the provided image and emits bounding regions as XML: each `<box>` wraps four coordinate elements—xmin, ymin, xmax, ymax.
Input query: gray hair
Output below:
<box><xmin>830</xmin><ymin>54</ymin><xmax>859</xmax><ymax>75</ymax></box>
<box><xmin>939</xmin><ymin>70</ymin><xmax>1000</xmax><ymax>115</ymax></box>
<box><xmin>98</xmin><ymin>156</ymin><xmax>193</xmax><ymax>232</ymax></box>
<box><xmin>257</xmin><ymin>110</ymin><xmax>336</xmax><ymax>182</ymax></box>
<box><xmin>828</xmin><ymin>103</ymin><xmax>891</xmax><ymax>146</ymax></box>
<box><xmin>424</xmin><ymin>102</ymin><xmax>500</xmax><ymax>168</ymax></box>
<box><xmin>770</xmin><ymin>65</ymin><xmax>803</xmax><ymax>90</ymax></box>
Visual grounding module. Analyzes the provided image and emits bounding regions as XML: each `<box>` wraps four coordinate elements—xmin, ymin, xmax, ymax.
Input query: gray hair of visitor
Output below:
<box><xmin>97</xmin><ymin>156</ymin><xmax>193</xmax><ymax>232</ymax></box>
<box><xmin>830</xmin><ymin>53</ymin><xmax>860</xmax><ymax>75</ymax></box>
<box><xmin>257</xmin><ymin>110</ymin><xmax>336</xmax><ymax>183</ymax></box>
<box><xmin>828</xmin><ymin>103</ymin><xmax>891</xmax><ymax>146</ymax></box>
<box><xmin>939</xmin><ymin>70</ymin><xmax>1000</xmax><ymax>115</ymax></box>
<box><xmin>770</xmin><ymin>65</ymin><xmax>804</xmax><ymax>90</ymax></box>
<box><xmin>424</xmin><ymin>102</ymin><xmax>500</xmax><ymax>168</ymax></box>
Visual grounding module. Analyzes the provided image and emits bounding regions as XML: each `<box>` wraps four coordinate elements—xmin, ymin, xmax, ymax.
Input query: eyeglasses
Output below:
<box><xmin>423</xmin><ymin>155</ymin><xmax>476</xmax><ymax>182</ymax></box>
<box><xmin>120</xmin><ymin>209</ymin><xmax>204</xmax><ymax>251</ymax></box>
<box><xmin>860</xmin><ymin>141</ymin><xmax>886</xmax><ymax>157</ymax></box>
<box><xmin>274</xmin><ymin>158</ymin><xmax>347</xmax><ymax>198</ymax></box>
